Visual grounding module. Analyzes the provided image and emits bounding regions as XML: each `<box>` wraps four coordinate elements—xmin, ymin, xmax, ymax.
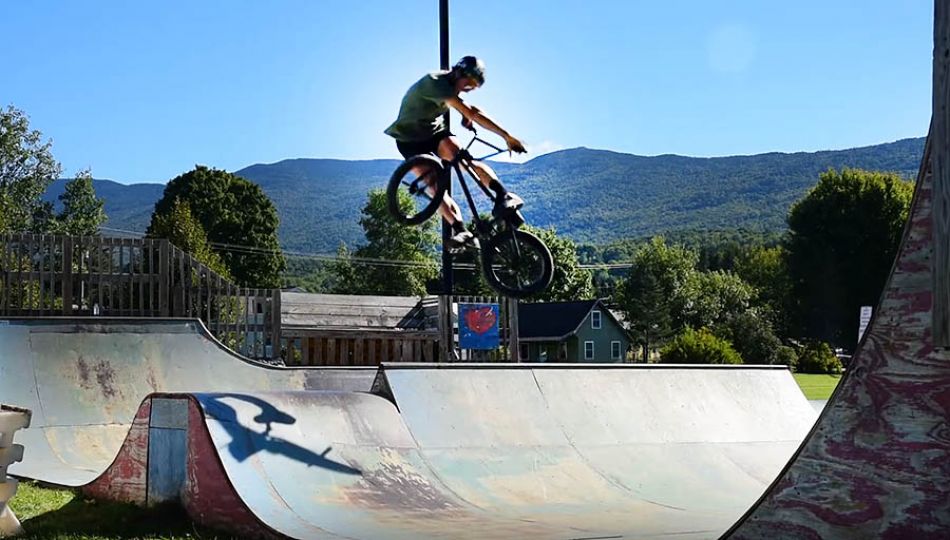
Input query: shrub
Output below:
<box><xmin>796</xmin><ymin>341</ymin><xmax>843</xmax><ymax>374</ymax></box>
<box><xmin>774</xmin><ymin>345</ymin><xmax>799</xmax><ymax>370</ymax></box>
<box><xmin>660</xmin><ymin>327</ymin><xmax>743</xmax><ymax>365</ymax></box>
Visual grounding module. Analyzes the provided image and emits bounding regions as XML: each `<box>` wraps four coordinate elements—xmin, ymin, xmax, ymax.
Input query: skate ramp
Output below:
<box><xmin>179</xmin><ymin>364</ymin><xmax>814</xmax><ymax>539</ymax></box>
<box><xmin>723</xmin><ymin>141</ymin><xmax>950</xmax><ymax>537</ymax></box>
<box><xmin>0</xmin><ymin>318</ymin><xmax>376</xmax><ymax>485</ymax></box>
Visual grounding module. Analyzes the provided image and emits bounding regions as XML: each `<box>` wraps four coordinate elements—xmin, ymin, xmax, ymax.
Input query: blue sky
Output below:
<box><xmin>1</xmin><ymin>1</ymin><xmax>933</xmax><ymax>184</ymax></box>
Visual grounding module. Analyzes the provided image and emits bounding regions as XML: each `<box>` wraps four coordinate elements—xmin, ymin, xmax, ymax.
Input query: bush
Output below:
<box><xmin>660</xmin><ymin>327</ymin><xmax>743</xmax><ymax>365</ymax></box>
<box><xmin>716</xmin><ymin>310</ymin><xmax>782</xmax><ymax>364</ymax></box>
<box><xmin>796</xmin><ymin>341</ymin><xmax>843</xmax><ymax>374</ymax></box>
<box><xmin>774</xmin><ymin>345</ymin><xmax>799</xmax><ymax>370</ymax></box>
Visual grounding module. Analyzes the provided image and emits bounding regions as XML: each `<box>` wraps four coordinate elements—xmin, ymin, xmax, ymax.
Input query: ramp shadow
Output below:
<box><xmin>202</xmin><ymin>394</ymin><xmax>362</xmax><ymax>476</ymax></box>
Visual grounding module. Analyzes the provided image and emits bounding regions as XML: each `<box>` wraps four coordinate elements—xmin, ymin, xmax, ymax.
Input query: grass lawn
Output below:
<box><xmin>8</xmin><ymin>481</ymin><xmax>230</xmax><ymax>540</ymax></box>
<box><xmin>793</xmin><ymin>373</ymin><xmax>843</xmax><ymax>400</ymax></box>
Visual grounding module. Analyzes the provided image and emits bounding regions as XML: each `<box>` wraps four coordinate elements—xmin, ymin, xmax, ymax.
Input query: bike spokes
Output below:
<box><xmin>483</xmin><ymin>230</ymin><xmax>551</xmax><ymax>294</ymax></box>
<box><xmin>386</xmin><ymin>155</ymin><xmax>447</xmax><ymax>225</ymax></box>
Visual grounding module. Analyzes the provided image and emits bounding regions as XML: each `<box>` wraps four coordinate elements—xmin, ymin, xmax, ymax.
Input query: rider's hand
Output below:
<box><xmin>505</xmin><ymin>135</ymin><xmax>527</xmax><ymax>154</ymax></box>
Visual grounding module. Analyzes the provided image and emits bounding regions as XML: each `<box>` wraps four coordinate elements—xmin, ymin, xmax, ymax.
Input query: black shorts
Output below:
<box><xmin>395</xmin><ymin>131</ymin><xmax>452</xmax><ymax>159</ymax></box>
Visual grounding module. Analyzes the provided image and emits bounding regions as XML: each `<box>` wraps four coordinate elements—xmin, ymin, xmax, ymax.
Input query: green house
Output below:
<box><xmin>517</xmin><ymin>300</ymin><xmax>630</xmax><ymax>363</ymax></box>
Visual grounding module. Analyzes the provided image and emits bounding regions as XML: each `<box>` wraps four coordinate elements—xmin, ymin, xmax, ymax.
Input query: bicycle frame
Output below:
<box><xmin>444</xmin><ymin>130</ymin><xmax>515</xmax><ymax>235</ymax></box>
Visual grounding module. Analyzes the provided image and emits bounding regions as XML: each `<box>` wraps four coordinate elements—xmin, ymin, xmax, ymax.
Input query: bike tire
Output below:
<box><xmin>481</xmin><ymin>229</ymin><xmax>554</xmax><ymax>298</ymax></box>
<box><xmin>386</xmin><ymin>154</ymin><xmax>448</xmax><ymax>226</ymax></box>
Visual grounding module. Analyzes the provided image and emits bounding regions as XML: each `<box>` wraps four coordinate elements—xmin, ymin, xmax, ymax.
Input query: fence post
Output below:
<box><xmin>0</xmin><ymin>404</ymin><xmax>31</xmax><ymax>537</ymax></box>
<box><xmin>62</xmin><ymin>237</ymin><xmax>73</xmax><ymax>315</ymax></box>
<box><xmin>508</xmin><ymin>297</ymin><xmax>520</xmax><ymax>362</ymax></box>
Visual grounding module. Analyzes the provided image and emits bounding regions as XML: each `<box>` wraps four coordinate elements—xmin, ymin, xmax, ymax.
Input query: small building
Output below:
<box><xmin>518</xmin><ymin>299</ymin><xmax>630</xmax><ymax>363</ymax></box>
<box><xmin>281</xmin><ymin>292</ymin><xmax>440</xmax><ymax>365</ymax></box>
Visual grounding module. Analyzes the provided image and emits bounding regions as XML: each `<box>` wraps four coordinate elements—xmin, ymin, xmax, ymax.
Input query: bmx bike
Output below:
<box><xmin>386</xmin><ymin>129</ymin><xmax>553</xmax><ymax>298</ymax></box>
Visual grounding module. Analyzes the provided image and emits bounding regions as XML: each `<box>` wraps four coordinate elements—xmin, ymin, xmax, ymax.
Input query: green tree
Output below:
<box><xmin>796</xmin><ymin>340</ymin><xmax>843</xmax><ymax>374</ymax></box>
<box><xmin>715</xmin><ymin>309</ymin><xmax>783</xmax><ymax>365</ymax></box>
<box><xmin>0</xmin><ymin>105</ymin><xmax>62</xmax><ymax>233</ymax></box>
<box><xmin>148</xmin><ymin>166</ymin><xmax>284</xmax><ymax>287</ymax></box>
<box><xmin>660</xmin><ymin>327</ymin><xmax>743</xmax><ymax>365</ymax></box>
<box><xmin>52</xmin><ymin>169</ymin><xmax>106</xmax><ymax>235</ymax></box>
<box><xmin>616</xmin><ymin>237</ymin><xmax>697</xmax><ymax>353</ymax></box>
<box><xmin>149</xmin><ymin>198</ymin><xmax>231</xmax><ymax>279</ymax></box>
<box><xmin>785</xmin><ymin>168</ymin><xmax>912</xmax><ymax>347</ymax></box>
<box><xmin>678</xmin><ymin>270</ymin><xmax>755</xmax><ymax>330</ymax></box>
<box><xmin>523</xmin><ymin>225</ymin><xmax>594</xmax><ymax>301</ymax></box>
<box><xmin>332</xmin><ymin>189</ymin><xmax>438</xmax><ymax>296</ymax></box>
<box><xmin>734</xmin><ymin>245</ymin><xmax>793</xmax><ymax>336</ymax></box>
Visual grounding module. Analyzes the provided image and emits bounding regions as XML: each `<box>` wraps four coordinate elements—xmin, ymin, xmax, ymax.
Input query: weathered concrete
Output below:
<box><xmin>0</xmin><ymin>318</ymin><xmax>376</xmax><ymax>485</ymax></box>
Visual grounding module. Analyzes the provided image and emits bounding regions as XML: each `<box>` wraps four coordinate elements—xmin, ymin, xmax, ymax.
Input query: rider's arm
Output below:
<box><xmin>446</xmin><ymin>97</ymin><xmax>525</xmax><ymax>152</ymax></box>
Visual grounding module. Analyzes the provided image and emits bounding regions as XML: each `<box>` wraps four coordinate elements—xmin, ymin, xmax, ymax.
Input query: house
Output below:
<box><xmin>280</xmin><ymin>292</ymin><xmax>440</xmax><ymax>364</ymax></box>
<box><xmin>518</xmin><ymin>299</ymin><xmax>631</xmax><ymax>363</ymax></box>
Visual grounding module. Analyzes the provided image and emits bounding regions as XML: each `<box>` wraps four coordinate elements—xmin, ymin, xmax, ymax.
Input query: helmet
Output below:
<box><xmin>453</xmin><ymin>56</ymin><xmax>486</xmax><ymax>86</ymax></box>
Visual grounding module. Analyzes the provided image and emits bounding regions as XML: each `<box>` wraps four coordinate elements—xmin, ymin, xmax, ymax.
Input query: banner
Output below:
<box><xmin>458</xmin><ymin>303</ymin><xmax>500</xmax><ymax>350</ymax></box>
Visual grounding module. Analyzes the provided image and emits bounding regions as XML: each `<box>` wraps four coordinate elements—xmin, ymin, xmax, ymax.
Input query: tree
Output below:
<box><xmin>522</xmin><ymin>225</ymin><xmax>594</xmax><ymax>301</ymax></box>
<box><xmin>52</xmin><ymin>169</ymin><xmax>106</xmax><ymax>235</ymax></box>
<box><xmin>715</xmin><ymin>309</ymin><xmax>783</xmax><ymax>365</ymax></box>
<box><xmin>331</xmin><ymin>189</ymin><xmax>438</xmax><ymax>296</ymax></box>
<box><xmin>616</xmin><ymin>237</ymin><xmax>697</xmax><ymax>353</ymax></box>
<box><xmin>149</xmin><ymin>198</ymin><xmax>231</xmax><ymax>279</ymax></box>
<box><xmin>0</xmin><ymin>105</ymin><xmax>62</xmax><ymax>233</ymax></box>
<box><xmin>148</xmin><ymin>166</ymin><xmax>284</xmax><ymax>287</ymax></box>
<box><xmin>678</xmin><ymin>270</ymin><xmax>755</xmax><ymax>331</ymax></box>
<box><xmin>785</xmin><ymin>168</ymin><xmax>912</xmax><ymax>347</ymax></box>
<box><xmin>734</xmin><ymin>245</ymin><xmax>793</xmax><ymax>336</ymax></box>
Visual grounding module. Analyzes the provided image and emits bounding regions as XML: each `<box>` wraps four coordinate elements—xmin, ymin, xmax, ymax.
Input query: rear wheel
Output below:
<box><xmin>386</xmin><ymin>154</ymin><xmax>448</xmax><ymax>225</ymax></box>
<box><xmin>480</xmin><ymin>229</ymin><xmax>554</xmax><ymax>298</ymax></box>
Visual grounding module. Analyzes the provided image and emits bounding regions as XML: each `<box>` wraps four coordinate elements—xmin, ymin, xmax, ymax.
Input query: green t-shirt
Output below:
<box><xmin>384</xmin><ymin>71</ymin><xmax>457</xmax><ymax>142</ymax></box>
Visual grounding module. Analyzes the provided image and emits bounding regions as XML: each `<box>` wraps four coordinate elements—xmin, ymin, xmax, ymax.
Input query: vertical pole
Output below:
<box><xmin>440</xmin><ymin>0</ymin><xmax>453</xmax><ymax>298</ymax></box>
<box><xmin>934</xmin><ymin>0</ymin><xmax>950</xmax><ymax>347</ymax></box>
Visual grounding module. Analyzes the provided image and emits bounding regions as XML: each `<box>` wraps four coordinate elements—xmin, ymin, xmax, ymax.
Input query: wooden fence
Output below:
<box><xmin>0</xmin><ymin>234</ymin><xmax>280</xmax><ymax>360</ymax></box>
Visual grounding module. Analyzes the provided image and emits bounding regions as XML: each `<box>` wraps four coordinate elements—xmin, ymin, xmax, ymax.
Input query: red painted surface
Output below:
<box><xmin>81</xmin><ymin>400</ymin><xmax>150</xmax><ymax>504</ymax></box>
<box><xmin>180</xmin><ymin>398</ymin><xmax>280</xmax><ymax>540</ymax></box>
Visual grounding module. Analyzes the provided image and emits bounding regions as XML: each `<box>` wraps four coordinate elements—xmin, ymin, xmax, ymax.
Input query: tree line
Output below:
<box><xmin>2</xmin><ymin>104</ymin><xmax>915</xmax><ymax>372</ymax></box>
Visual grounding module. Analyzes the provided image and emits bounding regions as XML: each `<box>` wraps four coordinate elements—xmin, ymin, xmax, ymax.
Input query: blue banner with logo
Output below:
<box><xmin>458</xmin><ymin>303</ymin><xmax>500</xmax><ymax>350</ymax></box>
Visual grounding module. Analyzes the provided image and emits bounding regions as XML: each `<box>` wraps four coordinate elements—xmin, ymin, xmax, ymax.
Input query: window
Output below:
<box><xmin>520</xmin><ymin>343</ymin><xmax>529</xmax><ymax>361</ymax></box>
<box><xmin>539</xmin><ymin>348</ymin><xmax>548</xmax><ymax>362</ymax></box>
<box><xmin>591</xmin><ymin>310</ymin><xmax>602</xmax><ymax>329</ymax></box>
<box><xmin>611</xmin><ymin>341</ymin><xmax>622</xmax><ymax>361</ymax></box>
<box><xmin>584</xmin><ymin>341</ymin><xmax>595</xmax><ymax>360</ymax></box>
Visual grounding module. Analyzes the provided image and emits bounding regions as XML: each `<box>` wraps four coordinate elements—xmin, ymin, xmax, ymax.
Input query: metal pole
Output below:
<box><xmin>440</xmin><ymin>0</ymin><xmax>453</xmax><ymax>297</ymax></box>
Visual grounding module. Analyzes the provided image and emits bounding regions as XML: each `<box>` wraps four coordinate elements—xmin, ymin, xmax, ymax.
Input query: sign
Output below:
<box><xmin>858</xmin><ymin>306</ymin><xmax>873</xmax><ymax>342</ymax></box>
<box><xmin>458</xmin><ymin>303</ymin><xmax>500</xmax><ymax>350</ymax></box>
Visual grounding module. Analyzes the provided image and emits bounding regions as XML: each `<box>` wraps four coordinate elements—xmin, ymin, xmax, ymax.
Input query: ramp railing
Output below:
<box><xmin>0</xmin><ymin>404</ymin><xmax>30</xmax><ymax>537</ymax></box>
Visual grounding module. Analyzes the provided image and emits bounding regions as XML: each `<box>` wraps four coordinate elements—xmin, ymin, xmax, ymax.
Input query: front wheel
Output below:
<box><xmin>481</xmin><ymin>229</ymin><xmax>554</xmax><ymax>298</ymax></box>
<box><xmin>387</xmin><ymin>154</ymin><xmax>448</xmax><ymax>225</ymax></box>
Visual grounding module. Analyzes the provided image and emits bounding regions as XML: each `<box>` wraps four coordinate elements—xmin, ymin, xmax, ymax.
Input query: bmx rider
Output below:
<box><xmin>384</xmin><ymin>56</ymin><xmax>527</xmax><ymax>250</ymax></box>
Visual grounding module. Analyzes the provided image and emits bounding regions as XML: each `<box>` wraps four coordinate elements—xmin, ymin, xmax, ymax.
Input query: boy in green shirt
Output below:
<box><xmin>385</xmin><ymin>56</ymin><xmax>526</xmax><ymax>249</ymax></box>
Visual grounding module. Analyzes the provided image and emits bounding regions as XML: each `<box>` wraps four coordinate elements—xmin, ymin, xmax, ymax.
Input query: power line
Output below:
<box><xmin>97</xmin><ymin>227</ymin><xmax>634</xmax><ymax>271</ymax></box>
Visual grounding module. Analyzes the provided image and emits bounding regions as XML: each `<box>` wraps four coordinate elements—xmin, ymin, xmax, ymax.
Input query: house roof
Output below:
<box><xmin>518</xmin><ymin>300</ymin><xmax>601</xmax><ymax>340</ymax></box>
<box><xmin>281</xmin><ymin>292</ymin><xmax>438</xmax><ymax>331</ymax></box>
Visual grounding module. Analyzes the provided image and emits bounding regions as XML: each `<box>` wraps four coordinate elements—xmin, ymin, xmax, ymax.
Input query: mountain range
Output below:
<box><xmin>44</xmin><ymin>137</ymin><xmax>926</xmax><ymax>252</ymax></box>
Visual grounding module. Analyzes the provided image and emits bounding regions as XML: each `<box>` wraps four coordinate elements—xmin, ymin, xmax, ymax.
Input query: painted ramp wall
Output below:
<box><xmin>182</xmin><ymin>365</ymin><xmax>815</xmax><ymax>540</ymax></box>
<box><xmin>0</xmin><ymin>319</ymin><xmax>377</xmax><ymax>485</ymax></box>
<box><xmin>723</xmin><ymin>146</ymin><xmax>950</xmax><ymax>537</ymax></box>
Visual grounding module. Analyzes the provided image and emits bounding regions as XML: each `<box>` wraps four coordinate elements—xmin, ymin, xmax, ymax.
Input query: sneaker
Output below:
<box><xmin>492</xmin><ymin>192</ymin><xmax>524</xmax><ymax>217</ymax></box>
<box><xmin>447</xmin><ymin>230</ymin><xmax>480</xmax><ymax>252</ymax></box>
